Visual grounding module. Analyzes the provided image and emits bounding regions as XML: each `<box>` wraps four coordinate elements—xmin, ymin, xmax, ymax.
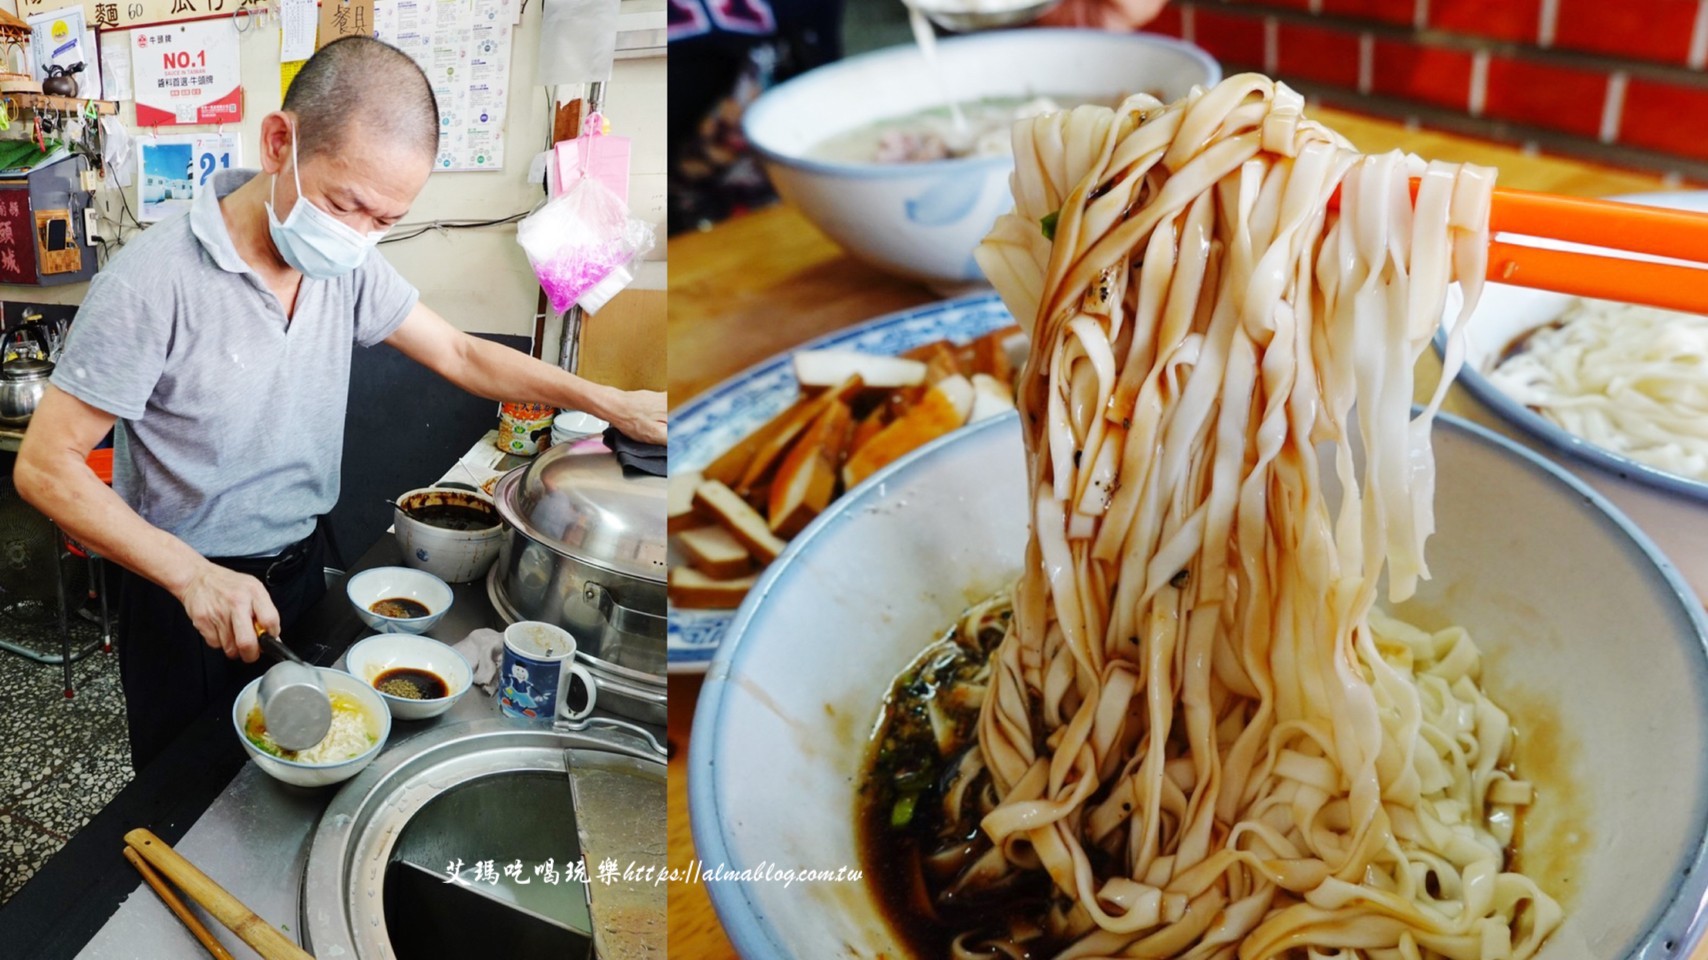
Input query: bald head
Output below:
<box><xmin>283</xmin><ymin>36</ymin><xmax>438</xmax><ymax>163</ymax></box>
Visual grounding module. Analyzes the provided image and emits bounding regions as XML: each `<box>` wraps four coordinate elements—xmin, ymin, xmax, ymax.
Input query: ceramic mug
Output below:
<box><xmin>498</xmin><ymin>621</ymin><xmax>597</xmax><ymax>723</ymax></box>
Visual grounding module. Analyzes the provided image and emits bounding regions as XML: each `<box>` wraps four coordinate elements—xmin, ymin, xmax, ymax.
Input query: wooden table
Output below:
<box><xmin>664</xmin><ymin>107</ymin><xmax>1668</xmax><ymax>959</ymax></box>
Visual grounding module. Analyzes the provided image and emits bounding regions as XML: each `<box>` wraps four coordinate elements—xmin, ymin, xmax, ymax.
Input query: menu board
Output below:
<box><xmin>373</xmin><ymin>0</ymin><xmax>518</xmax><ymax>172</ymax></box>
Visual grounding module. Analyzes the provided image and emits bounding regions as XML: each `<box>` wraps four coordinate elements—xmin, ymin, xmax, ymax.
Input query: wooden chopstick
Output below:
<box><xmin>123</xmin><ymin>828</ymin><xmax>315</xmax><ymax>960</ymax></box>
<box><xmin>123</xmin><ymin>846</ymin><xmax>236</xmax><ymax>960</ymax></box>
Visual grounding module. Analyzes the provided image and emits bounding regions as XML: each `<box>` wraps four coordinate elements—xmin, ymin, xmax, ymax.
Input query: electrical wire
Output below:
<box><xmin>378</xmin><ymin>210</ymin><xmax>532</xmax><ymax>244</ymax></box>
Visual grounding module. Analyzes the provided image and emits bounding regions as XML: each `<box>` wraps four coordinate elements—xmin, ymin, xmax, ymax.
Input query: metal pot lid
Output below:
<box><xmin>494</xmin><ymin>444</ymin><xmax>666</xmax><ymax>582</ymax></box>
<box><xmin>2</xmin><ymin>357</ymin><xmax>52</xmax><ymax>379</ymax></box>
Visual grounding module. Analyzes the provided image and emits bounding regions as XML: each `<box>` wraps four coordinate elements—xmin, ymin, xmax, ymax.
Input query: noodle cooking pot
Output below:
<box><xmin>487</xmin><ymin>445</ymin><xmax>666</xmax><ymax>686</ymax></box>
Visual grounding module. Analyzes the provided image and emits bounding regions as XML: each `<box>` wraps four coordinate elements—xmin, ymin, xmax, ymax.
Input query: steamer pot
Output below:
<box><xmin>489</xmin><ymin>445</ymin><xmax>666</xmax><ymax>688</ymax></box>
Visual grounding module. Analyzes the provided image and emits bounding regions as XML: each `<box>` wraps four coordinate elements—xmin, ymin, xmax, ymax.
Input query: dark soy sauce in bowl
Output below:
<box><xmin>370</xmin><ymin>597</ymin><xmax>431</xmax><ymax>619</ymax></box>
<box><xmin>374</xmin><ymin>667</ymin><xmax>450</xmax><ymax>700</ymax></box>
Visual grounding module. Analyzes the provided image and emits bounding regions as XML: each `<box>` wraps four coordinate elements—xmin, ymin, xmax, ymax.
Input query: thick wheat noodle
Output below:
<box><xmin>1489</xmin><ymin>299</ymin><xmax>1708</xmax><ymax>482</ymax></box>
<box><xmin>961</xmin><ymin>75</ymin><xmax>1561</xmax><ymax>959</ymax></box>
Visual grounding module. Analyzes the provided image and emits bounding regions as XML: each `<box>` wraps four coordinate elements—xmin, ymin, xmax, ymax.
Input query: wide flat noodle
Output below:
<box><xmin>968</xmin><ymin>75</ymin><xmax>1558</xmax><ymax>960</ymax></box>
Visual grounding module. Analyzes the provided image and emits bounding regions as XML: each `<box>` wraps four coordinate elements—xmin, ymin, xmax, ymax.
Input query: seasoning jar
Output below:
<box><xmin>497</xmin><ymin>402</ymin><xmax>557</xmax><ymax>457</ymax></box>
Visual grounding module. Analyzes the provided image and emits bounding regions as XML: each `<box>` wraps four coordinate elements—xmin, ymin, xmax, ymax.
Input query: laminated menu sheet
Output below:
<box><xmin>373</xmin><ymin>0</ymin><xmax>520</xmax><ymax>172</ymax></box>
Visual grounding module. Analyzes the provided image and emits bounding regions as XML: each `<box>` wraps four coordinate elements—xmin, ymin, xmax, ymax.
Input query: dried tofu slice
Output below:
<box><xmin>903</xmin><ymin>340</ymin><xmax>963</xmax><ymax>384</ymax></box>
<box><xmin>668</xmin><ymin>566</ymin><xmax>758</xmax><ymax>609</ymax></box>
<box><xmin>848</xmin><ymin>407</ymin><xmax>887</xmax><ymax>458</ymax></box>
<box><xmin>841</xmin><ymin>384</ymin><xmax>964</xmax><ymax>488</ymax></box>
<box><xmin>768</xmin><ymin>400</ymin><xmax>850</xmax><ymax>537</ymax></box>
<box><xmin>668</xmin><ymin>470</ymin><xmax>703</xmax><ymax>533</ymax></box>
<box><xmin>793</xmin><ymin>350</ymin><xmax>926</xmax><ymax>391</ymax></box>
<box><xmin>969</xmin><ymin>373</ymin><xmax>1016</xmax><ymax>422</ymax></box>
<box><xmin>675</xmin><ymin>524</ymin><xmax>754</xmax><ymax>580</ymax></box>
<box><xmin>693</xmin><ymin>479</ymin><xmax>788</xmax><ymax>563</ymax></box>
<box><xmin>969</xmin><ymin>326</ymin><xmax>1019</xmax><ymax>383</ymax></box>
<box><xmin>734</xmin><ymin>375</ymin><xmax>863</xmax><ymax>495</ymax></box>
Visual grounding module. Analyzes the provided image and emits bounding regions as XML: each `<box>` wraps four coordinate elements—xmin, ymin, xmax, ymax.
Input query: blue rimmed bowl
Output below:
<box><xmin>742</xmin><ymin>28</ymin><xmax>1218</xmax><ymax>289</ymax></box>
<box><xmin>691</xmin><ymin>410</ymin><xmax>1708</xmax><ymax>959</ymax></box>
<box><xmin>1442</xmin><ymin>189</ymin><xmax>1708</xmax><ymax>603</ymax></box>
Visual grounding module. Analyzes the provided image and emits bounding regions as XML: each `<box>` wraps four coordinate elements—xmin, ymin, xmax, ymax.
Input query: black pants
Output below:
<box><xmin>116</xmin><ymin>524</ymin><xmax>328</xmax><ymax>771</ymax></box>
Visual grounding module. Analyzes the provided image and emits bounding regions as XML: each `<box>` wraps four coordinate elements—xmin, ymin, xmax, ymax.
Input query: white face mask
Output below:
<box><xmin>265</xmin><ymin>125</ymin><xmax>385</xmax><ymax>279</ymax></box>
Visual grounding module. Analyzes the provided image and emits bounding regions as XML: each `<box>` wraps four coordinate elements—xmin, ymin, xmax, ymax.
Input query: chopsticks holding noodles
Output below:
<box><xmin>123</xmin><ymin>828</ymin><xmax>314</xmax><ymax>960</ymax></box>
<box><xmin>1330</xmin><ymin>182</ymin><xmax>1708</xmax><ymax>315</ymax></box>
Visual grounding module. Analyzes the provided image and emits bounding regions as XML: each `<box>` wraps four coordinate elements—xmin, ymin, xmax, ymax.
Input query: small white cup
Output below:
<box><xmin>498</xmin><ymin>621</ymin><xmax>597</xmax><ymax>723</ymax></box>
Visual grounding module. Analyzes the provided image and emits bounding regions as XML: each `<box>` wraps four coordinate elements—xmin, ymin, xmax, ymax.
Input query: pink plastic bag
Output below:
<box><xmin>517</xmin><ymin>175</ymin><xmax>655</xmax><ymax>314</ymax></box>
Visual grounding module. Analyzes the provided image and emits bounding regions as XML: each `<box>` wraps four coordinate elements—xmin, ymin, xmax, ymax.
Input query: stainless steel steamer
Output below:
<box><xmin>487</xmin><ymin>446</ymin><xmax>666</xmax><ymax>723</ymax></box>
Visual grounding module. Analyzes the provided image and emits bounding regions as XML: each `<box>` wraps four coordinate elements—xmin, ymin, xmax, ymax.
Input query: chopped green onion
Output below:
<box><xmin>1040</xmin><ymin>211</ymin><xmax>1060</xmax><ymax>241</ymax></box>
<box><xmin>891</xmin><ymin>792</ymin><xmax>919</xmax><ymax>829</ymax></box>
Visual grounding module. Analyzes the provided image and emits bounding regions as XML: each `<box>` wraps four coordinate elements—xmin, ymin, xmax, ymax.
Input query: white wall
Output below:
<box><xmin>0</xmin><ymin>0</ymin><xmax>666</xmax><ymax>346</ymax></box>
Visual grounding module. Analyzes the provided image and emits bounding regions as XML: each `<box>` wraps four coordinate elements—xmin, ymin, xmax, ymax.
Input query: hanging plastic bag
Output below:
<box><xmin>517</xmin><ymin>173</ymin><xmax>655</xmax><ymax>314</ymax></box>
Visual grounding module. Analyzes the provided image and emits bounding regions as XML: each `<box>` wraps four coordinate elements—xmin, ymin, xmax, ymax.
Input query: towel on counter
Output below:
<box><xmin>603</xmin><ymin>426</ymin><xmax>665</xmax><ymax>478</ymax></box>
<box><xmin>451</xmin><ymin>628</ymin><xmax>506</xmax><ymax>695</ymax></box>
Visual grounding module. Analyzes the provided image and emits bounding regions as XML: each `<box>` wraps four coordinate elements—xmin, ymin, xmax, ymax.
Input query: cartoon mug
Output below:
<box><xmin>498</xmin><ymin>621</ymin><xmax>597</xmax><ymax>723</ymax></box>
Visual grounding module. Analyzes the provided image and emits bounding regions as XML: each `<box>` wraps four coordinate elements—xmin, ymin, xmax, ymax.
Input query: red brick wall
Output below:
<box><xmin>1144</xmin><ymin>0</ymin><xmax>1708</xmax><ymax>180</ymax></box>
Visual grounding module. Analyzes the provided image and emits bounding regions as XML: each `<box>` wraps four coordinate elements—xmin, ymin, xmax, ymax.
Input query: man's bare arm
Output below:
<box><xmin>383</xmin><ymin>301</ymin><xmax>666</xmax><ymax>444</ymax></box>
<box><xmin>14</xmin><ymin>386</ymin><xmax>281</xmax><ymax>661</ymax></box>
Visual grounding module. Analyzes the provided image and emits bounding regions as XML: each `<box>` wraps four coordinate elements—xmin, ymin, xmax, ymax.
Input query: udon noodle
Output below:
<box><xmin>1489</xmin><ymin>299</ymin><xmax>1708</xmax><ymax>482</ymax></box>
<box><xmin>877</xmin><ymin>74</ymin><xmax>1560</xmax><ymax>958</ymax></box>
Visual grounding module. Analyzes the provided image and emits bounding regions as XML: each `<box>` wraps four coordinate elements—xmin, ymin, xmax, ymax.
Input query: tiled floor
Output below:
<box><xmin>0</xmin><ymin>604</ymin><xmax>129</xmax><ymax>905</ymax></box>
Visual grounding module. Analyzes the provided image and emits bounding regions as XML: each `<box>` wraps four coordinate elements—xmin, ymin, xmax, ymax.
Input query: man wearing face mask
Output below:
<box><xmin>13</xmin><ymin>37</ymin><xmax>666</xmax><ymax>770</ymax></box>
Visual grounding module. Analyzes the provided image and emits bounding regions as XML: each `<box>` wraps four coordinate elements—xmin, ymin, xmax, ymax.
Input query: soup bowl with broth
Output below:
<box><xmin>691</xmin><ymin>412</ymin><xmax>1708</xmax><ymax>959</ymax></box>
<box><xmin>742</xmin><ymin>29</ymin><xmax>1219</xmax><ymax>289</ymax></box>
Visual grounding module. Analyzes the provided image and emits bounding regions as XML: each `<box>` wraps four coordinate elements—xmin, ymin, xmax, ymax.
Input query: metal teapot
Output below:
<box><xmin>42</xmin><ymin>63</ymin><xmax>82</xmax><ymax>98</ymax></box>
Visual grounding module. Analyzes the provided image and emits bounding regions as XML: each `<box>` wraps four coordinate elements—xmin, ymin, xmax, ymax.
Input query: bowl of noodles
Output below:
<box><xmin>741</xmin><ymin>28</ymin><xmax>1218</xmax><ymax>289</ymax></box>
<box><xmin>1443</xmin><ymin>192</ymin><xmax>1708</xmax><ymax>603</ymax></box>
<box><xmin>692</xmin><ymin>412</ymin><xmax>1708</xmax><ymax>960</ymax></box>
<box><xmin>693</xmin><ymin>79</ymin><xmax>1708</xmax><ymax>960</ymax></box>
<box><xmin>233</xmin><ymin>667</ymin><xmax>391</xmax><ymax>788</ymax></box>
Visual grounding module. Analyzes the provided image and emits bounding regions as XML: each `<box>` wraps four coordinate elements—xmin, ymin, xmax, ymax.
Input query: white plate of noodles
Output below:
<box><xmin>1445</xmin><ymin>192</ymin><xmax>1708</xmax><ymax>604</ymax></box>
<box><xmin>692</xmin><ymin>78</ymin><xmax>1708</xmax><ymax>960</ymax></box>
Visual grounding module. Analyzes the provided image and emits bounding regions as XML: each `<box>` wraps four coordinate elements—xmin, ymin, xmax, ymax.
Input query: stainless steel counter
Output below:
<box><xmin>75</xmin><ymin>574</ymin><xmax>536</xmax><ymax>959</ymax></box>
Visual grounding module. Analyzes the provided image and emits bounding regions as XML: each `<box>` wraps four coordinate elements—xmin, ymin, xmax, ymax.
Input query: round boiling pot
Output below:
<box><xmin>488</xmin><ymin>444</ymin><xmax>666</xmax><ymax>684</ymax></box>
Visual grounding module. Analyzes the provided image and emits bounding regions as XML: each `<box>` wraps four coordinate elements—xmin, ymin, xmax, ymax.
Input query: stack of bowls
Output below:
<box><xmin>551</xmin><ymin>410</ymin><xmax>608</xmax><ymax>448</ymax></box>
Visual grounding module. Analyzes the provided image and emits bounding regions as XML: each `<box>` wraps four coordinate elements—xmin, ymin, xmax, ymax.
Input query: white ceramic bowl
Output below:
<box><xmin>1445</xmin><ymin>190</ymin><xmax>1708</xmax><ymax>603</ymax></box>
<box><xmin>345</xmin><ymin>566</ymin><xmax>454</xmax><ymax>635</ymax></box>
<box><xmin>691</xmin><ymin>412</ymin><xmax>1708</xmax><ymax>959</ymax></box>
<box><xmin>552</xmin><ymin>410</ymin><xmax>608</xmax><ymax>446</ymax></box>
<box><xmin>743</xmin><ymin>29</ymin><xmax>1219</xmax><ymax>288</ymax></box>
<box><xmin>393</xmin><ymin>487</ymin><xmax>505</xmax><ymax>584</ymax></box>
<box><xmin>232</xmin><ymin>667</ymin><xmax>391</xmax><ymax>788</ymax></box>
<box><xmin>343</xmin><ymin>633</ymin><xmax>474</xmax><ymax>721</ymax></box>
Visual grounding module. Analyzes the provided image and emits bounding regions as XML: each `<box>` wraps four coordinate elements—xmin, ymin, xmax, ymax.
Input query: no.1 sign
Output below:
<box><xmin>131</xmin><ymin>20</ymin><xmax>243</xmax><ymax>126</ymax></box>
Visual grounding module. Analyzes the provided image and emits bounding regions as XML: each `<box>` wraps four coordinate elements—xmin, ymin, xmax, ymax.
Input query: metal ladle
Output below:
<box><xmin>911</xmin><ymin>0</ymin><xmax>1063</xmax><ymax>33</ymax></box>
<box><xmin>254</xmin><ymin>628</ymin><xmax>331</xmax><ymax>752</ymax></box>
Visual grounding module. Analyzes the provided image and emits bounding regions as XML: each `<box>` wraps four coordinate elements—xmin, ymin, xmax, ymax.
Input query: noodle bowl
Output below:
<box><xmin>691</xmin><ymin>77</ymin><xmax>1708</xmax><ymax>960</ymax></box>
<box><xmin>690</xmin><ymin>409</ymin><xmax>1708</xmax><ymax>960</ymax></box>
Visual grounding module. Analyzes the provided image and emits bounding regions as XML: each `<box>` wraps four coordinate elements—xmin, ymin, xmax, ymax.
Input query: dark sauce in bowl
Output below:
<box><xmin>370</xmin><ymin>597</ymin><xmax>431</xmax><ymax>619</ymax></box>
<box><xmin>374</xmin><ymin>667</ymin><xmax>449</xmax><ymax>700</ymax></box>
<box><xmin>403</xmin><ymin>502</ymin><xmax>499</xmax><ymax>532</ymax></box>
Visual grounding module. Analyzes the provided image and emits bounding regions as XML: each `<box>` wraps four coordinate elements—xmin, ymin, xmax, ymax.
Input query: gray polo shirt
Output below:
<box><xmin>51</xmin><ymin>168</ymin><xmax>418</xmax><ymax>557</ymax></box>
